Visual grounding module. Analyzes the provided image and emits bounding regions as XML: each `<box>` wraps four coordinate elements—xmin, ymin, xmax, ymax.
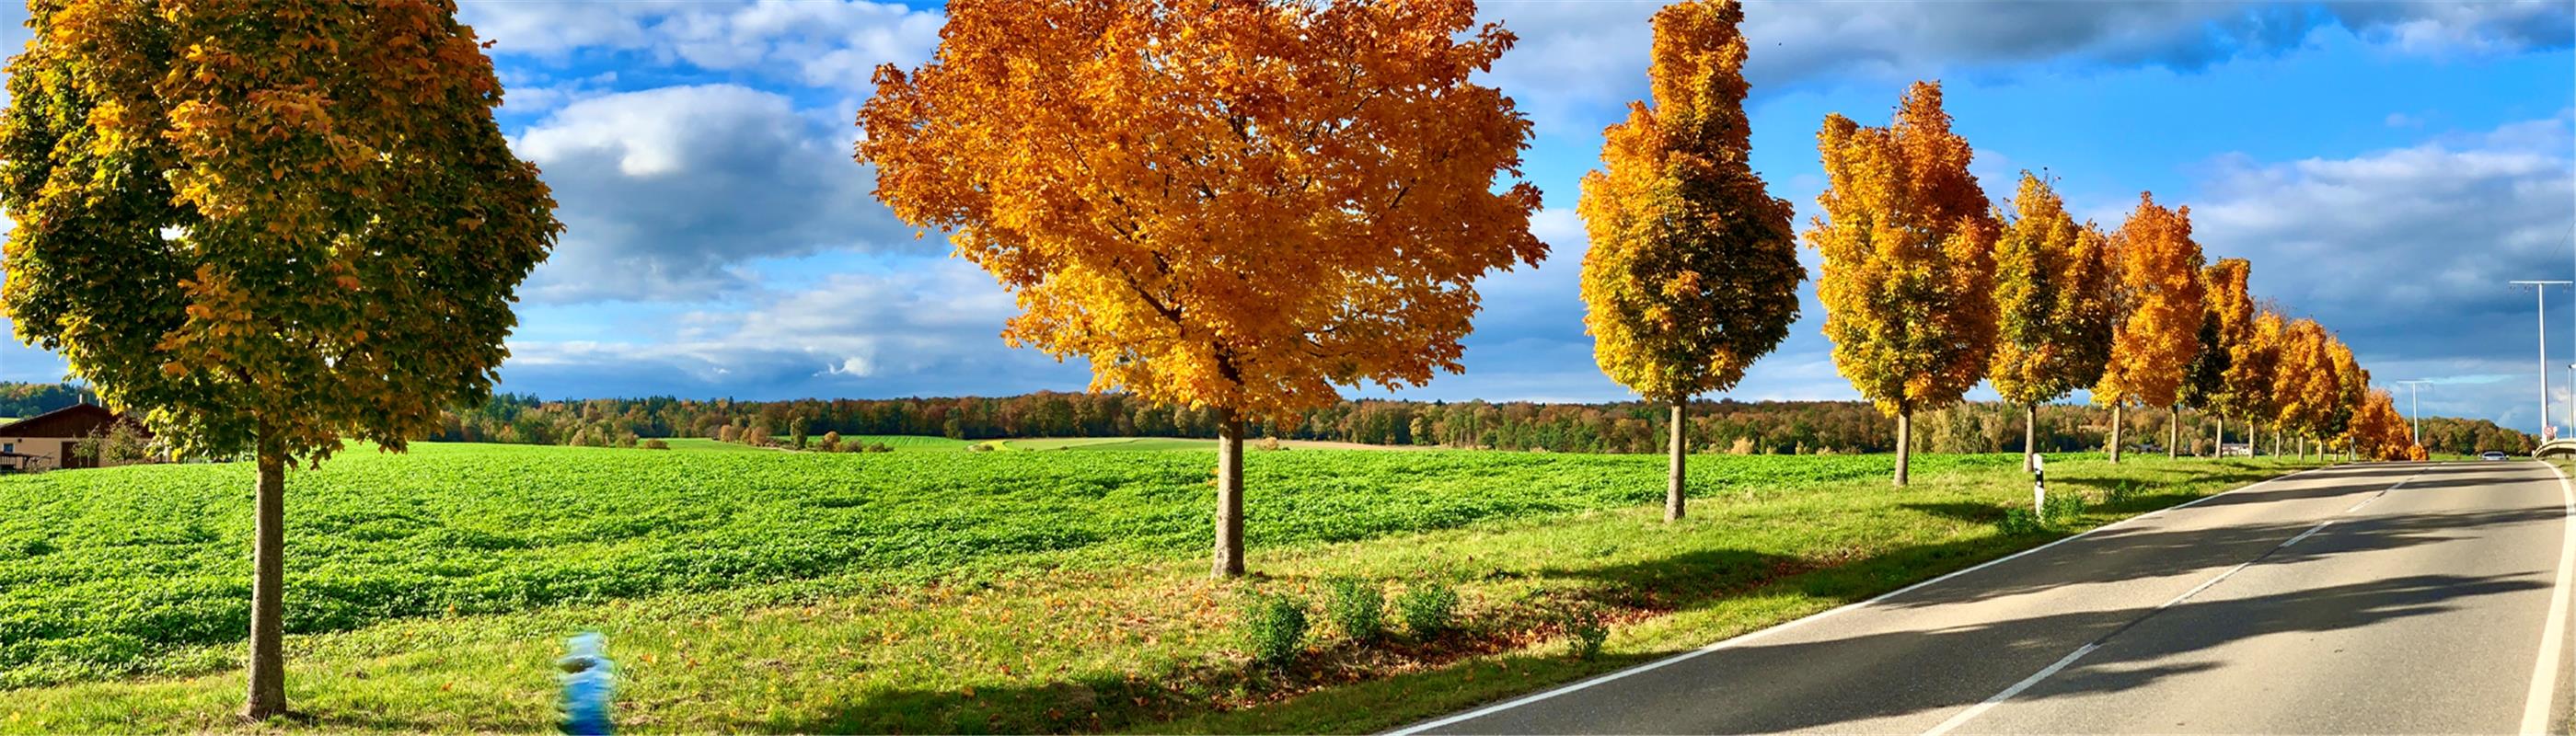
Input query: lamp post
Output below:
<box><xmin>2397</xmin><ymin>379</ymin><xmax>2431</xmax><ymax>448</ymax></box>
<box><xmin>2512</xmin><ymin>281</ymin><xmax>2570</xmax><ymax>441</ymax></box>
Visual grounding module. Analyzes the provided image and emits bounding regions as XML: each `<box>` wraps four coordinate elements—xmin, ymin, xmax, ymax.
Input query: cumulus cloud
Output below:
<box><xmin>511</xmin><ymin>85</ymin><xmax>921</xmax><ymax>302</ymax></box>
<box><xmin>500</xmin><ymin>259</ymin><xmax>1090</xmax><ymax>399</ymax></box>
<box><xmin>1481</xmin><ymin>0</ymin><xmax>2575</xmax><ymax>132</ymax></box>
<box><xmin>2186</xmin><ymin>112</ymin><xmax>2575</xmax><ymax>425</ymax></box>
<box><xmin>460</xmin><ymin>0</ymin><xmax>944</xmax><ymax>91</ymax></box>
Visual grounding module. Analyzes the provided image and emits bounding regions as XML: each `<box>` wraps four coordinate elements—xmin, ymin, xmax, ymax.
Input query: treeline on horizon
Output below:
<box><xmin>0</xmin><ymin>382</ymin><xmax>2532</xmax><ymax>457</ymax></box>
<box><xmin>420</xmin><ymin>390</ymin><xmax>2535</xmax><ymax>457</ymax></box>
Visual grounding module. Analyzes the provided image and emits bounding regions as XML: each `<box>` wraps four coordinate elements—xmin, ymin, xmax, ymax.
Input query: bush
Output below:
<box><xmin>639</xmin><ymin>439</ymin><xmax>670</xmax><ymax>451</ymax></box>
<box><xmin>1241</xmin><ymin>592</ymin><xmax>1310</xmax><ymax>667</ymax></box>
<box><xmin>1394</xmin><ymin>581</ymin><xmax>1459</xmax><ymax>637</ymax></box>
<box><xmin>1324</xmin><ymin>577</ymin><xmax>1385</xmax><ymax>643</ymax></box>
<box><xmin>1997</xmin><ymin>507</ymin><xmax>2042</xmax><ymax>535</ymax></box>
<box><xmin>2103</xmin><ymin>481</ymin><xmax>2137</xmax><ymax>505</ymax></box>
<box><xmin>1564</xmin><ymin>605</ymin><xmax>1608</xmax><ymax>660</ymax></box>
<box><xmin>2042</xmin><ymin>490</ymin><xmax>2088</xmax><ymax>526</ymax></box>
<box><xmin>863</xmin><ymin>442</ymin><xmax>895</xmax><ymax>454</ymax></box>
<box><xmin>1255</xmin><ymin>436</ymin><xmax>1285</xmax><ymax>452</ymax></box>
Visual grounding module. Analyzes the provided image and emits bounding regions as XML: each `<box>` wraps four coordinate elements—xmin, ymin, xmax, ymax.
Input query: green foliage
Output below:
<box><xmin>2042</xmin><ymin>489</ymin><xmax>2089</xmax><ymax>526</ymax></box>
<box><xmin>640</xmin><ymin>439</ymin><xmax>670</xmax><ymax>451</ymax></box>
<box><xmin>1242</xmin><ymin>592</ymin><xmax>1311</xmax><ymax>667</ymax></box>
<box><xmin>1395</xmin><ymin>581</ymin><xmax>1461</xmax><ymax>637</ymax></box>
<box><xmin>1563</xmin><ymin>604</ymin><xmax>1609</xmax><ymax>660</ymax></box>
<box><xmin>1997</xmin><ymin>507</ymin><xmax>2043</xmax><ymax>536</ymax></box>
<box><xmin>2104</xmin><ymin>480</ymin><xmax>2139</xmax><ymax>505</ymax></box>
<box><xmin>1324</xmin><ymin>577</ymin><xmax>1386</xmax><ymax>643</ymax></box>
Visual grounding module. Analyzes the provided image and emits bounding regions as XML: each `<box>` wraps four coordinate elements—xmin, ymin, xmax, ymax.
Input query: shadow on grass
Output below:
<box><xmin>763</xmin><ymin>461</ymin><xmax>2509</xmax><ymax>735</ymax></box>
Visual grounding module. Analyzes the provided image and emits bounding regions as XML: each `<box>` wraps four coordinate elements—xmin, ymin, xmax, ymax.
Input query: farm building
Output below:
<box><xmin>0</xmin><ymin>404</ymin><xmax>152</xmax><ymax>472</ymax></box>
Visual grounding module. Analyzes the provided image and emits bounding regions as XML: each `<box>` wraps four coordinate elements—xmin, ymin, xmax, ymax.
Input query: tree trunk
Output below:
<box><xmin>243</xmin><ymin>448</ymin><xmax>287</xmax><ymax>720</ymax></box>
<box><xmin>1213</xmin><ymin>409</ymin><xmax>1245</xmax><ymax>578</ymax></box>
<box><xmin>1893</xmin><ymin>410</ymin><xmax>1912</xmax><ymax>487</ymax></box>
<box><xmin>2167</xmin><ymin>405</ymin><xmax>2179</xmax><ymax>458</ymax></box>
<box><xmin>2023</xmin><ymin>403</ymin><xmax>2039</xmax><ymax>473</ymax></box>
<box><xmin>1666</xmin><ymin>401</ymin><xmax>1687</xmax><ymax>523</ymax></box>
<box><xmin>2217</xmin><ymin>413</ymin><xmax>2226</xmax><ymax>459</ymax></box>
<box><xmin>2108</xmin><ymin>403</ymin><xmax>2124</xmax><ymax>464</ymax></box>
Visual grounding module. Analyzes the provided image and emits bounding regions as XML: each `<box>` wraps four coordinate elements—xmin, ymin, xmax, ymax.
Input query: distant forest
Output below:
<box><xmin>0</xmin><ymin>382</ymin><xmax>2534</xmax><ymax>456</ymax></box>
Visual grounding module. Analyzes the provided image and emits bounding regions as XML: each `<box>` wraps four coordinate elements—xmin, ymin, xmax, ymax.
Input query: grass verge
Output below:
<box><xmin>1</xmin><ymin>453</ymin><xmax>2315</xmax><ymax>733</ymax></box>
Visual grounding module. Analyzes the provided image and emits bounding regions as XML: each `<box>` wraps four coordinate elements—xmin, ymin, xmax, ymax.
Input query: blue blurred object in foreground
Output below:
<box><xmin>557</xmin><ymin>632</ymin><xmax>615</xmax><ymax>735</ymax></box>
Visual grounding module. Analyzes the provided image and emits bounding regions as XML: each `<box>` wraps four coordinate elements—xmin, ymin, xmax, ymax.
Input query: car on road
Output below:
<box><xmin>2482</xmin><ymin>451</ymin><xmax>2510</xmax><ymax>461</ymax></box>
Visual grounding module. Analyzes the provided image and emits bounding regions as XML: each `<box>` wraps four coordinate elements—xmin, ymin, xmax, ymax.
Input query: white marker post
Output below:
<box><xmin>2031</xmin><ymin>454</ymin><xmax>2047</xmax><ymax>516</ymax></box>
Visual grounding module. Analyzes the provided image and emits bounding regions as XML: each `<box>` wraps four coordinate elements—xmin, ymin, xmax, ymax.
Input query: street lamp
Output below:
<box><xmin>2512</xmin><ymin>280</ymin><xmax>2570</xmax><ymax>441</ymax></box>
<box><xmin>2397</xmin><ymin>379</ymin><xmax>2432</xmax><ymax>448</ymax></box>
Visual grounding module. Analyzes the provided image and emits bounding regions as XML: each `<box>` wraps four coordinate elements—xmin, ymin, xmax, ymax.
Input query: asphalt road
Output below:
<box><xmin>1397</xmin><ymin>461</ymin><xmax>2576</xmax><ymax>735</ymax></box>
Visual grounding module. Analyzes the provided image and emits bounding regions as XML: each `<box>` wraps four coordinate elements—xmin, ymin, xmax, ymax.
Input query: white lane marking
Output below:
<box><xmin>2280</xmin><ymin>521</ymin><xmax>2334</xmax><ymax>548</ymax></box>
<box><xmin>1384</xmin><ymin>464</ymin><xmax>2348</xmax><ymax>736</ymax></box>
<box><xmin>2523</xmin><ymin>461</ymin><xmax>2575</xmax><ymax>735</ymax></box>
<box><xmin>1921</xmin><ymin>552</ymin><xmax>2282</xmax><ymax>736</ymax></box>
<box><xmin>1921</xmin><ymin>466</ymin><xmax>2429</xmax><ymax>736</ymax></box>
<box><xmin>1922</xmin><ymin>643</ymin><xmax>2101</xmax><ymax>736</ymax></box>
<box><xmin>2344</xmin><ymin>475</ymin><xmax>2412</xmax><ymax>514</ymax></box>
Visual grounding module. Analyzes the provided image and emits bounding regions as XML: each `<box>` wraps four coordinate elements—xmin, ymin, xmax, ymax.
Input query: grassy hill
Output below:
<box><xmin>0</xmin><ymin>443</ymin><xmax>2318</xmax><ymax>733</ymax></box>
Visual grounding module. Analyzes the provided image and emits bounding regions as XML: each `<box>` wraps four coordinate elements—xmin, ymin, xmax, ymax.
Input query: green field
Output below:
<box><xmin>0</xmin><ymin>443</ymin><xmax>2318</xmax><ymax>732</ymax></box>
<box><xmin>997</xmin><ymin>437</ymin><xmax>1218</xmax><ymax>451</ymax></box>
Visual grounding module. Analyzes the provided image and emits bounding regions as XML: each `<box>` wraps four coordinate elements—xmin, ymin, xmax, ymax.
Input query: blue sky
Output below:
<box><xmin>0</xmin><ymin>0</ymin><xmax>2571</xmax><ymax>430</ymax></box>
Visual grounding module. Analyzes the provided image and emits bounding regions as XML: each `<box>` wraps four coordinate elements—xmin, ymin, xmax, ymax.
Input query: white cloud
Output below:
<box><xmin>501</xmin><ymin>259</ymin><xmax>1088</xmax><ymax>398</ymax></box>
<box><xmin>1479</xmin><ymin>0</ymin><xmax>2573</xmax><ymax>132</ymax></box>
<box><xmin>511</xmin><ymin>85</ymin><xmax>922</xmax><ymax>303</ymax></box>
<box><xmin>461</xmin><ymin>0</ymin><xmax>944</xmax><ymax>92</ymax></box>
<box><xmin>2188</xmin><ymin>112</ymin><xmax>2576</xmax><ymax>420</ymax></box>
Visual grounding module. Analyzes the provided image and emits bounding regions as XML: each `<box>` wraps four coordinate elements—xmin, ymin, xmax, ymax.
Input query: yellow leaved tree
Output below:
<box><xmin>1987</xmin><ymin>173</ymin><xmax>2114</xmax><ymax>473</ymax></box>
<box><xmin>1808</xmin><ymin>81</ymin><xmax>1996</xmax><ymax>486</ymax></box>
<box><xmin>2189</xmin><ymin>259</ymin><xmax>2255</xmax><ymax>455</ymax></box>
<box><xmin>1579</xmin><ymin>0</ymin><xmax>1800</xmax><ymax>522</ymax></box>
<box><xmin>2094</xmin><ymin>193</ymin><xmax>2205</xmax><ymax>461</ymax></box>
<box><xmin>859</xmin><ymin>0</ymin><xmax>1546</xmax><ymax>577</ymax></box>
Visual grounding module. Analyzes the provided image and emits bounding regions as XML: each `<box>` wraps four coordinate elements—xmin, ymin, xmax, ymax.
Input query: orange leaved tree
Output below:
<box><xmin>2271</xmin><ymin>317</ymin><xmax>2333</xmax><ymax>459</ymax></box>
<box><xmin>2325</xmin><ymin>336</ymin><xmax>2365</xmax><ymax>460</ymax></box>
<box><xmin>2094</xmin><ymin>193</ymin><xmax>2205</xmax><ymax>462</ymax></box>
<box><xmin>1579</xmin><ymin>0</ymin><xmax>1800</xmax><ymax>522</ymax></box>
<box><xmin>2189</xmin><ymin>259</ymin><xmax>2255</xmax><ymax>455</ymax></box>
<box><xmin>2236</xmin><ymin>307</ymin><xmax>2288</xmax><ymax>455</ymax></box>
<box><xmin>1808</xmin><ymin>81</ymin><xmax>1996</xmax><ymax>487</ymax></box>
<box><xmin>859</xmin><ymin>0</ymin><xmax>1545</xmax><ymax>577</ymax></box>
<box><xmin>1988</xmin><ymin>172</ymin><xmax>2114</xmax><ymax>475</ymax></box>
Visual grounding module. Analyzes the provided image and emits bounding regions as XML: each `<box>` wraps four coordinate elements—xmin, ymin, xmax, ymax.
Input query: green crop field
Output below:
<box><xmin>998</xmin><ymin>437</ymin><xmax>1217</xmax><ymax>451</ymax></box>
<box><xmin>0</xmin><ymin>443</ymin><xmax>2318</xmax><ymax>733</ymax></box>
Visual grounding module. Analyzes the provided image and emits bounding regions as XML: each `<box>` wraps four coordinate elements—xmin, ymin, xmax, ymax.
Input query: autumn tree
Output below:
<box><xmin>1987</xmin><ymin>172</ymin><xmax>2113</xmax><ymax>475</ymax></box>
<box><xmin>860</xmin><ymin>0</ymin><xmax>1544</xmax><ymax>576</ymax></box>
<box><xmin>2272</xmin><ymin>318</ymin><xmax>2334</xmax><ymax>459</ymax></box>
<box><xmin>2326</xmin><ymin>336</ymin><xmax>2365</xmax><ymax>460</ymax></box>
<box><xmin>2094</xmin><ymin>193</ymin><xmax>2205</xmax><ymax>461</ymax></box>
<box><xmin>2235</xmin><ymin>308</ymin><xmax>2287</xmax><ymax>455</ymax></box>
<box><xmin>1808</xmin><ymin>81</ymin><xmax>1996</xmax><ymax>486</ymax></box>
<box><xmin>1579</xmin><ymin>0</ymin><xmax>1799</xmax><ymax>522</ymax></box>
<box><xmin>2187</xmin><ymin>259</ymin><xmax>2253</xmax><ymax>455</ymax></box>
<box><xmin>0</xmin><ymin>0</ymin><xmax>557</xmax><ymax>719</ymax></box>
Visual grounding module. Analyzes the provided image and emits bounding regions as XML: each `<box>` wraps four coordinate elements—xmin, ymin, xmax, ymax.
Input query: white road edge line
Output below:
<box><xmin>1919</xmin><ymin>466</ymin><xmax>2429</xmax><ymax>736</ymax></box>
<box><xmin>1381</xmin><ymin>463</ymin><xmax>2350</xmax><ymax>736</ymax></box>
<box><xmin>1916</xmin><ymin>547</ymin><xmax>2272</xmax><ymax>736</ymax></box>
<box><xmin>2523</xmin><ymin>461</ymin><xmax>2575</xmax><ymax>735</ymax></box>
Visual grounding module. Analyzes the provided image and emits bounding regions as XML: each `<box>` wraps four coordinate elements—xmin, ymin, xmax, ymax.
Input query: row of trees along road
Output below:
<box><xmin>863</xmin><ymin>0</ymin><xmax>2425</xmax><ymax>577</ymax></box>
<box><xmin>0</xmin><ymin>0</ymin><xmax>2433</xmax><ymax>720</ymax></box>
<box><xmin>1572</xmin><ymin>1</ymin><xmax>2421</xmax><ymax>506</ymax></box>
